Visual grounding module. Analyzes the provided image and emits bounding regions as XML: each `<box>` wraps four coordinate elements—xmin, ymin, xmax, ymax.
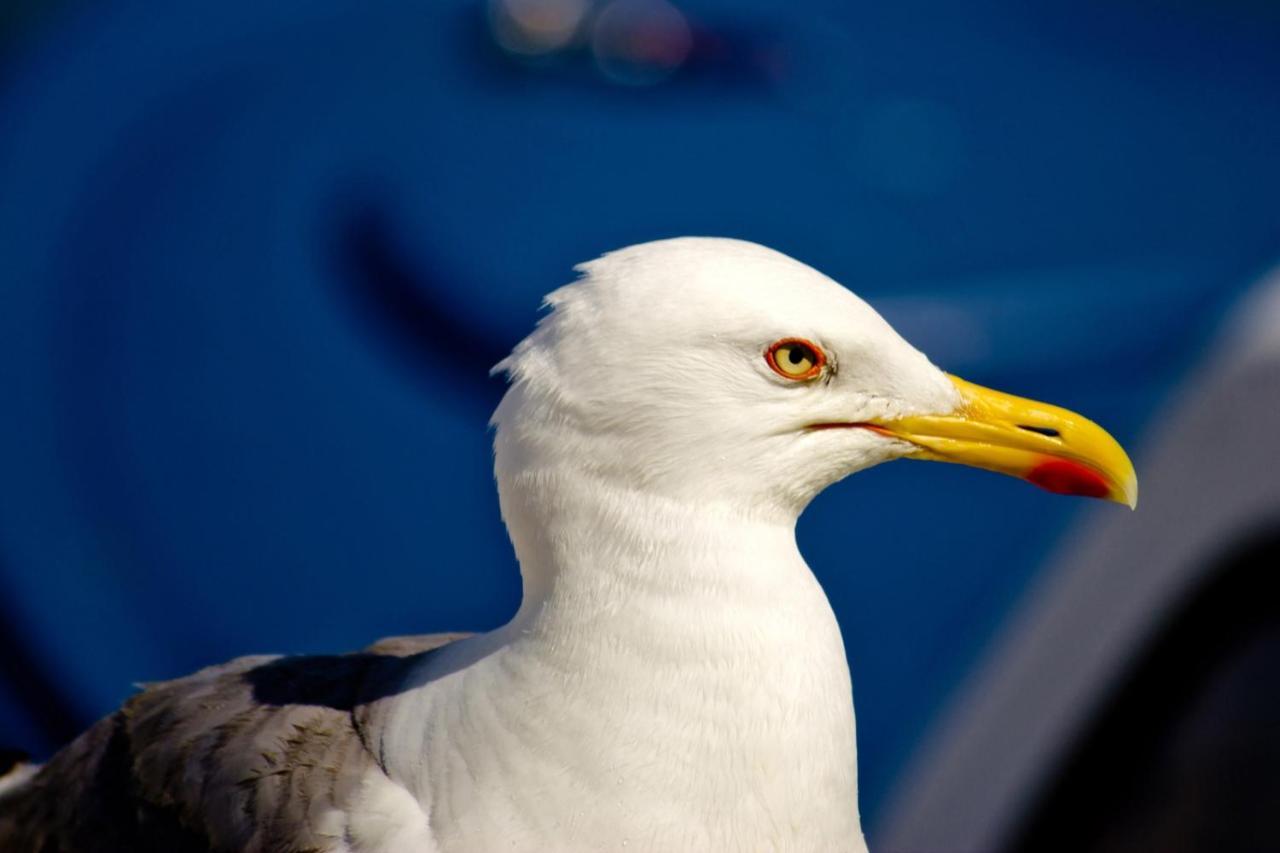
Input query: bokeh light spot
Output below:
<box><xmin>591</xmin><ymin>0</ymin><xmax>692</xmax><ymax>86</ymax></box>
<box><xmin>489</xmin><ymin>0</ymin><xmax>590</xmax><ymax>56</ymax></box>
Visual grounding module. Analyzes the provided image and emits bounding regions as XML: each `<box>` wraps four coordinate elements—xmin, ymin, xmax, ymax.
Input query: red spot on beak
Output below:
<box><xmin>1027</xmin><ymin>458</ymin><xmax>1111</xmax><ymax>499</ymax></box>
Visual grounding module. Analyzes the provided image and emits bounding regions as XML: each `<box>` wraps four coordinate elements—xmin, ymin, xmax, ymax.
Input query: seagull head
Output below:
<box><xmin>493</xmin><ymin>237</ymin><xmax>1136</xmax><ymax>521</ymax></box>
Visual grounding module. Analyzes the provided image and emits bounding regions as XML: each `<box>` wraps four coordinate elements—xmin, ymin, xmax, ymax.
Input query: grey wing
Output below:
<box><xmin>0</xmin><ymin>654</ymin><xmax>285</xmax><ymax>852</ymax></box>
<box><xmin>361</xmin><ymin>632</ymin><xmax>471</xmax><ymax>658</ymax></box>
<box><xmin>0</xmin><ymin>633</ymin><xmax>469</xmax><ymax>853</ymax></box>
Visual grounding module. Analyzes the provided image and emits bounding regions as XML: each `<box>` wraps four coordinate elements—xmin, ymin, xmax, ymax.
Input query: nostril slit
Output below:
<box><xmin>1019</xmin><ymin>425</ymin><xmax>1061</xmax><ymax>438</ymax></box>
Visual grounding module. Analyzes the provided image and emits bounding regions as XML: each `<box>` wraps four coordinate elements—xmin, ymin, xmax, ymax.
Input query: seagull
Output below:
<box><xmin>0</xmin><ymin>238</ymin><xmax>1136</xmax><ymax>852</ymax></box>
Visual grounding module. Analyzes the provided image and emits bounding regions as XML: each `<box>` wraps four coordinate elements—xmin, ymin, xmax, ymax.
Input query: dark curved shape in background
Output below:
<box><xmin>0</xmin><ymin>565</ymin><xmax>85</xmax><ymax>748</ymax></box>
<box><xmin>332</xmin><ymin>204</ymin><xmax>511</xmax><ymax>410</ymax></box>
<box><xmin>1011</xmin><ymin>530</ymin><xmax>1280</xmax><ymax>853</ymax></box>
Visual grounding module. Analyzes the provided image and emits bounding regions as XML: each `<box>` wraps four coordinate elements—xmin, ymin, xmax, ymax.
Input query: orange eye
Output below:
<box><xmin>766</xmin><ymin>338</ymin><xmax>825</xmax><ymax>380</ymax></box>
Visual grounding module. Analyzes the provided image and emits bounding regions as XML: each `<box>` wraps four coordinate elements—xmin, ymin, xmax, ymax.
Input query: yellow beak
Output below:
<box><xmin>870</xmin><ymin>375</ymin><xmax>1138</xmax><ymax>509</ymax></box>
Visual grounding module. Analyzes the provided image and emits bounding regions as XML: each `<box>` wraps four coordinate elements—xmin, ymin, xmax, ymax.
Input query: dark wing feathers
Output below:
<box><xmin>0</xmin><ymin>633</ymin><xmax>467</xmax><ymax>853</ymax></box>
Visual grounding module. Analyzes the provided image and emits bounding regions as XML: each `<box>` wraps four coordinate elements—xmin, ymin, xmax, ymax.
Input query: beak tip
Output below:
<box><xmin>1109</xmin><ymin>465</ymin><xmax>1138</xmax><ymax>510</ymax></box>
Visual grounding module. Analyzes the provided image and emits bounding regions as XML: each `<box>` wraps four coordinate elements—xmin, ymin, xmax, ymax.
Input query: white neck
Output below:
<box><xmin>378</xmin><ymin>472</ymin><xmax>866</xmax><ymax>851</ymax></box>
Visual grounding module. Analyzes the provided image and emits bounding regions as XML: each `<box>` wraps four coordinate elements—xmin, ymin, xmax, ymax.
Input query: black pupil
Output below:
<box><xmin>787</xmin><ymin>347</ymin><xmax>808</xmax><ymax>365</ymax></box>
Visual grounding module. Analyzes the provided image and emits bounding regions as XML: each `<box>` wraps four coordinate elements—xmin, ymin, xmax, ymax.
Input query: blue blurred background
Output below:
<box><xmin>2</xmin><ymin>1</ymin><xmax>1278</xmax><ymax>849</ymax></box>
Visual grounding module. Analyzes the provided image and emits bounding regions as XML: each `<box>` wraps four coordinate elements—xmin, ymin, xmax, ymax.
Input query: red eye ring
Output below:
<box><xmin>765</xmin><ymin>338</ymin><xmax>826</xmax><ymax>381</ymax></box>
